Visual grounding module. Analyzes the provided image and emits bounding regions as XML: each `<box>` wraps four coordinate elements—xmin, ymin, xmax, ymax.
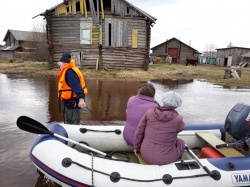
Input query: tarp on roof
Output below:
<box><xmin>2</xmin><ymin>45</ymin><xmax>21</xmax><ymax>51</ymax></box>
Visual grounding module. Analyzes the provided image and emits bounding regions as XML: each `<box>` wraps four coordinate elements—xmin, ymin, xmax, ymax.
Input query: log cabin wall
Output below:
<box><xmin>101</xmin><ymin>17</ymin><xmax>149</xmax><ymax>70</ymax></box>
<box><xmin>46</xmin><ymin>13</ymin><xmax>100</xmax><ymax>69</ymax></box>
<box><xmin>44</xmin><ymin>0</ymin><xmax>156</xmax><ymax>70</ymax></box>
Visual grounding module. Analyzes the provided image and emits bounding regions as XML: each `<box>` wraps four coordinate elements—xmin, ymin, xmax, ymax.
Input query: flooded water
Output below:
<box><xmin>1</xmin><ymin>73</ymin><xmax>250</xmax><ymax>186</ymax></box>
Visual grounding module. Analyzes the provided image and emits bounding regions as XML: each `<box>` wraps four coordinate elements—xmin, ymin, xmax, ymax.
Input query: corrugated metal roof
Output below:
<box><xmin>216</xmin><ymin>47</ymin><xmax>250</xmax><ymax>50</ymax></box>
<box><xmin>3</xmin><ymin>30</ymin><xmax>45</xmax><ymax>42</ymax></box>
<box><xmin>0</xmin><ymin>46</ymin><xmax>6</xmax><ymax>50</ymax></box>
<box><xmin>33</xmin><ymin>0</ymin><xmax>156</xmax><ymax>23</ymax></box>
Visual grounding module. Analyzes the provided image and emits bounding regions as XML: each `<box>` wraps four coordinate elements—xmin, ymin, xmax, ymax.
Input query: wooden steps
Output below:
<box><xmin>196</xmin><ymin>132</ymin><xmax>244</xmax><ymax>157</ymax></box>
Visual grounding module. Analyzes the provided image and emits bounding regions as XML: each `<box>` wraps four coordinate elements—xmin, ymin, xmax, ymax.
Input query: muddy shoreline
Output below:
<box><xmin>0</xmin><ymin>61</ymin><xmax>250</xmax><ymax>87</ymax></box>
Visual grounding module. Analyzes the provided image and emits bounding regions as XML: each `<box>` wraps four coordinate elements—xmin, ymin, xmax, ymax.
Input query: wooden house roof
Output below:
<box><xmin>33</xmin><ymin>0</ymin><xmax>156</xmax><ymax>24</ymax></box>
<box><xmin>216</xmin><ymin>47</ymin><xmax>250</xmax><ymax>50</ymax></box>
<box><xmin>3</xmin><ymin>29</ymin><xmax>45</xmax><ymax>42</ymax></box>
<box><xmin>151</xmin><ymin>37</ymin><xmax>199</xmax><ymax>52</ymax></box>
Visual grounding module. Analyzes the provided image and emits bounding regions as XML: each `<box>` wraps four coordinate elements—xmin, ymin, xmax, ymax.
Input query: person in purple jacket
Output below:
<box><xmin>123</xmin><ymin>83</ymin><xmax>158</xmax><ymax>147</ymax></box>
<box><xmin>134</xmin><ymin>91</ymin><xmax>185</xmax><ymax>165</ymax></box>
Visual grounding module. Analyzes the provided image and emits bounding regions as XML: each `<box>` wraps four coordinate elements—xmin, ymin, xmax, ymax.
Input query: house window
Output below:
<box><xmin>80</xmin><ymin>24</ymin><xmax>92</xmax><ymax>44</ymax></box>
<box><xmin>108</xmin><ymin>23</ymin><xmax>112</xmax><ymax>46</ymax></box>
<box><xmin>105</xmin><ymin>18</ymin><xmax>128</xmax><ymax>47</ymax></box>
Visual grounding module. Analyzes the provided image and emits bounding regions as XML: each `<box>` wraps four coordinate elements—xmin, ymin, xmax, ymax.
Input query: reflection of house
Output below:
<box><xmin>150</xmin><ymin>37</ymin><xmax>199</xmax><ymax>64</ymax></box>
<box><xmin>216</xmin><ymin>47</ymin><xmax>250</xmax><ymax>67</ymax></box>
<box><xmin>151</xmin><ymin>79</ymin><xmax>193</xmax><ymax>86</ymax></box>
<box><xmin>1</xmin><ymin>29</ymin><xmax>45</xmax><ymax>59</ymax></box>
<box><xmin>34</xmin><ymin>0</ymin><xmax>156</xmax><ymax>70</ymax></box>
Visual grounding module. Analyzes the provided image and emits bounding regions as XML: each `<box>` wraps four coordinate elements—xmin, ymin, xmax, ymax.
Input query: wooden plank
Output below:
<box><xmin>83</xmin><ymin>0</ymin><xmax>87</xmax><ymax>17</ymax></box>
<box><xmin>196</xmin><ymin>132</ymin><xmax>244</xmax><ymax>157</ymax></box>
<box><xmin>132</xmin><ymin>29</ymin><xmax>138</xmax><ymax>48</ymax></box>
<box><xmin>73</xmin><ymin>0</ymin><xmax>76</xmax><ymax>15</ymax></box>
<box><xmin>68</xmin><ymin>1</ymin><xmax>72</xmax><ymax>14</ymax></box>
<box><xmin>100</xmin><ymin>0</ymin><xmax>104</xmax><ymax>19</ymax></box>
<box><xmin>136</xmin><ymin>153</ymin><xmax>148</xmax><ymax>165</ymax></box>
<box><xmin>80</xmin><ymin>0</ymin><xmax>84</xmax><ymax>15</ymax></box>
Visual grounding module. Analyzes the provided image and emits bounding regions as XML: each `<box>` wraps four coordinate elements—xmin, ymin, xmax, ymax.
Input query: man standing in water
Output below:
<box><xmin>58</xmin><ymin>52</ymin><xmax>88</xmax><ymax>124</ymax></box>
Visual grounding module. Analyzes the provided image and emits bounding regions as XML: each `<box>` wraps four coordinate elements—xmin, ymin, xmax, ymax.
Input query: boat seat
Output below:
<box><xmin>196</xmin><ymin>132</ymin><xmax>244</xmax><ymax>157</ymax></box>
<box><xmin>136</xmin><ymin>153</ymin><xmax>148</xmax><ymax>165</ymax></box>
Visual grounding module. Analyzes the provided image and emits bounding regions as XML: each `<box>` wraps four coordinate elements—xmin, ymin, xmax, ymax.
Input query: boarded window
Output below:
<box><xmin>80</xmin><ymin>24</ymin><xmax>92</xmax><ymax>44</ymax></box>
<box><xmin>132</xmin><ymin>29</ymin><xmax>138</xmax><ymax>48</ymax></box>
<box><xmin>92</xmin><ymin>26</ymin><xmax>102</xmax><ymax>44</ymax></box>
<box><xmin>105</xmin><ymin>18</ymin><xmax>128</xmax><ymax>47</ymax></box>
<box><xmin>108</xmin><ymin>23</ymin><xmax>112</xmax><ymax>46</ymax></box>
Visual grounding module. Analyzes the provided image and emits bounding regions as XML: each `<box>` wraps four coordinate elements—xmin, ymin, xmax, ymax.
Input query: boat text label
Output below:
<box><xmin>232</xmin><ymin>173</ymin><xmax>250</xmax><ymax>184</ymax></box>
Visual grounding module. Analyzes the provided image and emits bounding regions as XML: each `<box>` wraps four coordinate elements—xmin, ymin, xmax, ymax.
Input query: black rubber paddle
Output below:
<box><xmin>16</xmin><ymin>116</ymin><xmax>115</xmax><ymax>158</ymax></box>
<box><xmin>185</xmin><ymin>145</ymin><xmax>220</xmax><ymax>180</ymax></box>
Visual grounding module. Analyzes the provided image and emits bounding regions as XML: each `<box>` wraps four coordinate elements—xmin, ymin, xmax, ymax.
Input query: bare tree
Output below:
<box><xmin>23</xmin><ymin>20</ymin><xmax>49</xmax><ymax>62</ymax></box>
<box><xmin>227</xmin><ymin>41</ymin><xmax>234</xmax><ymax>48</ymax></box>
<box><xmin>204</xmin><ymin>42</ymin><xmax>217</xmax><ymax>56</ymax></box>
<box><xmin>28</xmin><ymin>21</ymin><xmax>49</xmax><ymax>61</ymax></box>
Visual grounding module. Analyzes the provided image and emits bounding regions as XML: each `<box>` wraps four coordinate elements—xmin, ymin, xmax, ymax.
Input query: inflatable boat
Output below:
<box><xmin>17</xmin><ymin>103</ymin><xmax>250</xmax><ymax>187</ymax></box>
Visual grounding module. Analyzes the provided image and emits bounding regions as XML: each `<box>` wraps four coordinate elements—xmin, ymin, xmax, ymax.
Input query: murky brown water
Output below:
<box><xmin>1</xmin><ymin>73</ymin><xmax>250</xmax><ymax>186</ymax></box>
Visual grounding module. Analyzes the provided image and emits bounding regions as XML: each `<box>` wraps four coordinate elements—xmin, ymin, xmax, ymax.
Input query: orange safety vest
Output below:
<box><xmin>58</xmin><ymin>60</ymin><xmax>88</xmax><ymax>100</ymax></box>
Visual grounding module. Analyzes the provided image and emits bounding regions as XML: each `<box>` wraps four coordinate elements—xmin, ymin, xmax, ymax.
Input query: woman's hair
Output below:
<box><xmin>137</xmin><ymin>83</ymin><xmax>155</xmax><ymax>98</ymax></box>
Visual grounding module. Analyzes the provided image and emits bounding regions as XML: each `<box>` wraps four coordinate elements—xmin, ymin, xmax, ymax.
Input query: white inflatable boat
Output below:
<box><xmin>17</xmin><ymin>103</ymin><xmax>250</xmax><ymax>187</ymax></box>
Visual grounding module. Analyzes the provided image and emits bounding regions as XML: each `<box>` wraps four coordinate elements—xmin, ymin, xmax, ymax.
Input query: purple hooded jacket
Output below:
<box><xmin>123</xmin><ymin>94</ymin><xmax>158</xmax><ymax>147</ymax></box>
<box><xmin>134</xmin><ymin>106</ymin><xmax>185</xmax><ymax>165</ymax></box>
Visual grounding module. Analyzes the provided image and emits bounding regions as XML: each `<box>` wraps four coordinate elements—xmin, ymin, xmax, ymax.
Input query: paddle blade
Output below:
<box><xmin>16</xmin><ymin>116</ymin><xmax>52</xmax><ymax>135</ymax></box>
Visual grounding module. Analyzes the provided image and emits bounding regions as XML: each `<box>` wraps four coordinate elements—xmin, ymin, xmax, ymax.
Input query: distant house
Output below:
<box><xmin>199</xmin><ymin>56</ymin><xmax>206</xmax><ymax>64</ymax></box>
<box><xmin>216</xmin><ymin>47</ymin><xmax>250</xmax><ymax>67</ymax></box>
<box><xmin>1</xmin><ymin>29</ymin><xmax>46</xmax><ymax>60</ymax></box>
<box><xmin>34</xmin><ymin>0</ymin><xmax>156</xmax><ymax>70</ymax></box>
<box><xmin>150</xmin><ymin>37</ymin><xmax>200</xmax><ymax>64</ymax></box>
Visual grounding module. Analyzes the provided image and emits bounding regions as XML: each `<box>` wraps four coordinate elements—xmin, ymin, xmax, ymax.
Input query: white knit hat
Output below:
<box><xmin>162</xmin><ymin>91</ymin><xmax>182</xmax><ymax>108</ymax></box>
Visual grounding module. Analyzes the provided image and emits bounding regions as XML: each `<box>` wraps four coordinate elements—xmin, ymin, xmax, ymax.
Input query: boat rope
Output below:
<box><xmin>79</xmin><ymin>128</ymin><xmax>122</xmax><ymax>135</ymax></box>
<box><xmin>62</xmin><ymin>158</ymin><xmax>212</xmax><ymax>185</ymax></box>
<box><xmin>90</xmin><ymin>152</ymin><xmax>94</xmax><ymax>187</ymax></box>
<box><xmin>86</xmin><ymin>106</ymin><xmax>107</xmax><ymax>126</ymax></box>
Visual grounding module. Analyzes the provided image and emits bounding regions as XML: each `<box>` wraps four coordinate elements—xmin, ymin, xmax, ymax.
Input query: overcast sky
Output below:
<box><xmin>1</xmin><ymin>0</ymin><xmax>249</xmax><ymax>51</ymax></box>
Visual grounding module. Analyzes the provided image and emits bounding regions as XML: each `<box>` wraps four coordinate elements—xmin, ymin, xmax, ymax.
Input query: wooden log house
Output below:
<box><xmin>1</xmin><ymin>29</ymin><xmax>46</xmax><ymax>60</ymax></box>
<box><xmin>34</xmin><ymin>0</ymin><xmax>156</xmax><ymax>70</ymax></box>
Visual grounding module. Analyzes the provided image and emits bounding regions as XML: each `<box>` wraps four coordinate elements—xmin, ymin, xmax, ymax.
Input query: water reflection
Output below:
<box><xmin>151</xmin><ymin>78</ymin><xmax>193</xmax><ymax>87</ymax></box>
<box><xmin>1</xmin><ymin>73</ymin><xmax>250</xmax><ymax>187</ymax></box>
<box><xmin>48</xmin><ymin>79</ymin><xmax>144</xmax><ymax>123</ymax></box>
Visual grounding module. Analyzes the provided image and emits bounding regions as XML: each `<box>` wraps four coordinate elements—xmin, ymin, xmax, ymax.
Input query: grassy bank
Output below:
<box><xmin>0</xmin><ymin>59</ymin><xmax>249</xmax><ymax>87</ymax></box>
